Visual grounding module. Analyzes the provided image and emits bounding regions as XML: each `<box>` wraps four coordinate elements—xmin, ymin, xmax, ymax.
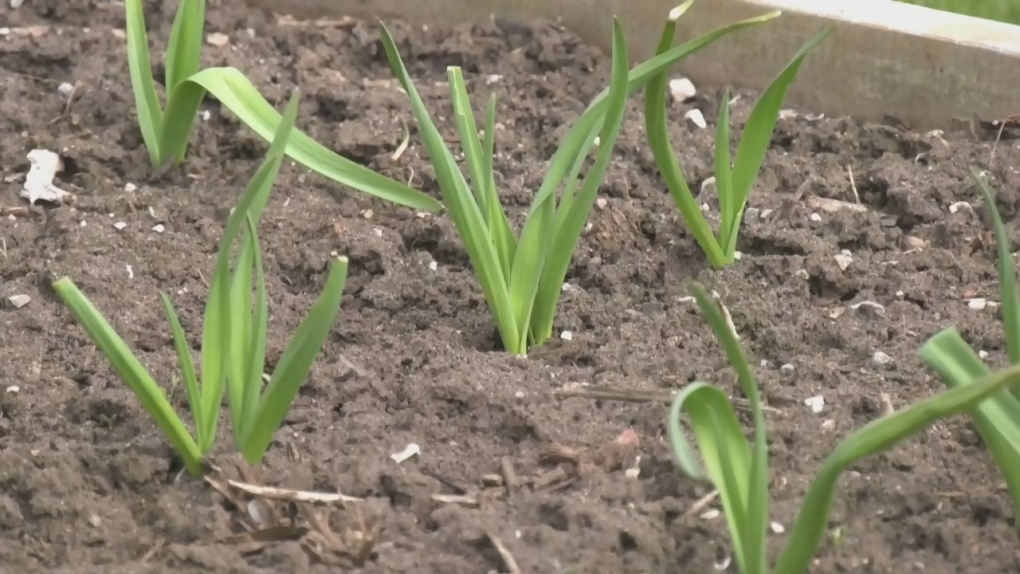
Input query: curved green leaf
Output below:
<box><xmin>158</xmin><ymin>67</ymin><xmax>442</xmax><ymax>212</ymax></box>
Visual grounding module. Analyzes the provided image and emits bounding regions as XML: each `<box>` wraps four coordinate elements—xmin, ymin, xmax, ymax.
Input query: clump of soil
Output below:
<box><xmin>2</xmin><ymin>1</ymin><xmax>1019</xmax><ymax>572</ymax></box>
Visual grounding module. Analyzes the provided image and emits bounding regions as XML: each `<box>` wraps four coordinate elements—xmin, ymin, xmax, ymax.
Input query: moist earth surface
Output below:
<box><xmin>2</xmin><ymin>1</ymin><xmax>1020</xmax><ymax>573</ymax></box>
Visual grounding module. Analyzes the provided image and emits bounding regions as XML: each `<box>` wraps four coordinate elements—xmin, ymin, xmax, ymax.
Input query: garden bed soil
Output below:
<box><xmin>3</xmin><ymin>1</ymin><xmax>1020</xmax><ymax>572</ymax></box>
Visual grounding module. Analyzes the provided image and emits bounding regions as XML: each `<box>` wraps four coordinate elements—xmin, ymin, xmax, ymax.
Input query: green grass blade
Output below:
<box><xmin>527</xmin><ymin>19</ymin><xmax>630</xmax><ymax>347</ymax></box>
<box><xmin>164</xmin><ymin>0</ymin><xmax>205</xmax><ymax>95</ymax></box>
<box><xmin>719</xmin><ymin>28</ymin><xmax>832</xmax><ymax>258</ymax></box>
<box><xmin>123</xmin><ymin>0</ymin><xmax>164</xmax><ymax>166</ymax></box>
<box><xmin>198</xmin><ymin>91</ymin><xmax>302</xmax><ymax>453</ymax></box>
<box><xmin>689</xmin><ymin>282</ymin><xmax>769</xmax><ymax>573</ymax></box>
<box><xmin>481</xmin><ymin>95</ymin><xmax>516</xmax><ymax>281</ymax></box>
<box><xmin>668</xmin><ymin>382</ymin><xmax>752</xmax><ymax>571</ymax></box>
<box><xmin>773</xmin><ymin>358</ymin><xmax>1020</xmax><ymax>574</ymax></box>
<box><xmin>226</xmin><ymin>226</ymin><xmax>255</xmax><ymax>443</ymax></box>
<box><xmin>159</xmin><ymin>293</ymin><xmax>205</xmax><ymax>449</ymax></box>
<box><xmin>242</xmin><ymin>256</ymin><xmax>349</xmax><ymax>462</ymax></box>
<box><xmin>240</xmin><ymin>213</ymin><xmax>270</xmax><ymax>436</ymax></box>
<box><xmin>919</xmin><ymin>327</ymin><xmax>1020</xmax><ymax>527</ymax></box>
<box><xmin>713</xmin><ymin>91</ymin><xmax>735</xmax><ymax>252</ymax></box>
<box><xmin>158</xmin><ymin>67</ymin><xmax>442</xmax><ymax>212</ymax></box>
<box><xmin>562</xmin><ymin>9</ymin><xmax>782</xmax><ymax>165</ymax></box>
<box><xmin>643</xmin><ymin>9</ymin><xmax>726</xmax><ymax>268</ymax></box>
<box><xmin>52</xmin><ymin>278</ymin><xmax>203</xmax><ymax>476</ymax></box>
<box><xmin>448</xmin><ymin>68</ymin><xmax>490</xmax><ymax>211</ymax></box>
<box><xmin>379</xmin><ymin>24</ymin><xmax>520</xmax><ymax>352</ymax></box>
<box><xmin>973</xmin><ymin>169</ymin><xmax>1020</xmax><ymax>367</ymax></box>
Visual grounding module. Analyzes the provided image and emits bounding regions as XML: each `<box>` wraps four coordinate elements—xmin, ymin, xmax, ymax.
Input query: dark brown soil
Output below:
<box><xmin>3</xmin><ymin>1</ymin><xmax>1020</xmax><ymax>573</ymax></box>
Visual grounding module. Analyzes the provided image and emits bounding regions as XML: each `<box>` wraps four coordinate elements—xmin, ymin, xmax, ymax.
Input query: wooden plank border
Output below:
<box><xmin>252</xmin><ymin>0</ymin><xmax>1020</xmax><ymax>130</ymax></box>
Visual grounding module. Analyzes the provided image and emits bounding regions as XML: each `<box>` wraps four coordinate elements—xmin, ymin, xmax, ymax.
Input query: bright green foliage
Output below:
<box><xmin>124</xmin><ymin>0</ymin><xmax>441</xmax><ymax>212</ymax></box>
<box><xmin>644</xmin><ymin>16</ymin><xmax>831</xmax><ymax>268</ymax></box>
<box><xmin>899</xmin><ymin>0</ymin><xmax>1020</xmax><ymax>25</ymax></box>
<box><xmin>918</xmin><ymin>169</ymin><xmax>1020</xmax><ymax>527</ymax></box>
<box><xmin>669</xmin><ymin>281</ymin><xmax>1020</xmax><ymax>573</ymax></box>
<box><xmin>377</xmin><ymin>1</ymin><xmax>782</xmax><ymax>355</ymax></box>
<box><xmin>52</xmin><ymin>92</ymin><xmax>349</xmax><ymax>476</ymax></box>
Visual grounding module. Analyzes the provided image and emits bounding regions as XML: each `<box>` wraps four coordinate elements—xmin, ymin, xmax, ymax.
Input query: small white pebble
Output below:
<box><xmin>804</xmin><ymin>395</ymin><xmax>825</xmax><ymax>414</ymax></box>
<box><xmin>561</xmin><ymin>283</ymin><xmax>572</xmax><ymax>292</ymax></box>
<box><xmin>596</xmin><ymin>197</ymin><xmax>608</xmax><ymax>210</ymax></box>
<box><xmin>485</xmin><ymin>74</ymin><xmax>502</xmax><ymax>85</ymax></box>
<box><xmin>701</xmin><ymin>203</ymin><xmax>711</xmax><ymax>213</ymax></box>
<box><xmin>794</xmin><ymin>269</ymin><xmax>809</xmax><ymax>280</ymax></box>
<box><xmin>949</xmin><ymin>201</ymin><xmax>971</xmax><ymax>214</ymax></box>
<box><xmin>979</xmin><ymin>350</ymin><xmax>989</xmax><ymax>359</ymax></box>
<box><xmin>5</xmin><ymin>385</ymin><xmax>19</xmax><ymax>394</ymax></box>
<box><xmin>206</xmin><ymin>32</ymin><xmax>230</xmax><ymax>47</ymax></box>
<box><xmin>733</xmin><ymin>251</ymin><xmax>743</xmax><ymax>260</ymax></box>
<box><xmin>968</xmin><ymin>298</ymin><xmax>987</xmax><ymax>310</ymax></box>
<box><xmin>428</xmin><ymin>261</ymin><xmax>438</xmax><ymax>272</ymax></box>
<box><xmin>779</xmin><ymin>109</ymin><xmax>798</xmax><ymax>120</ymax></box>
<box><xmin>700</xmin><ymin>508</ymin><xmax>720</xmax><ymax>520</ymax></box>
<box><xmin>514</xmin><ymin>390</ymin><xmax>525</xmax><ymax>399</ymax></box>
<box><xmin>362</xmin><ymin>209</ymin><xmax>374</xmax><ymax>219</ymax></box>
<box><xmin>126</xmin><ymin>265</ymin><xmax>133</xmax><ymax>279</ymax></box>
<box><xmin>821</xmin><ymin>419</ymin><xmax>836</xmax><ymax>430</ymax></box>
<box><xmin>390</xmin><ymin>443</ymin><xmax>421</xmax><ymax>464</ymax></box>
<box><xmin>873</xmin><ymin>351</ymin><xmax>893</xmax><ymax>365</ymax></box>
<box><xmin>560</xmin><ymin>331</ymin><xmax>573</xmax><ymax>342</ymax></box>
<box><xmin>760</xmin><ymin>208</ymin><xmax>774</xmax><ymax>219</ymax></box>
<box><xmin>373</xmin><ymin>228</ymin><xmax>383</xmax><ymax>237</ymax></box>
<box><xmin>152</xmin><ymin>224</ymin><xmax>165</xmax><ymax>233</ymax></box>
<box><xmin>684</xmin><ymin>109</ymin><xmax>707</xmax><ymax>129</ymax></box>
<box><xmin>834</xmin><ymin>251</ymin><xmax>853</xmax><ymax>271</ymax></box>
<box><xmin>745</xmin><ymin>207</ymin><xmax>759</xmax><ymax>221</ymax></box>
<box><xmin>668</xmin><ymin>77</ymin><xmax>697</xmax><ymax>101</ymax></box>
<box><xmin>57</xmin><ymin>82</ymin><xmax>74</xmax><ymax>96</ymax></box>
<box><xmin>896</xmin><ymin>290</ymin><xmax>905</xmax><ymax>298</ymax></box>
<box><xmin>715</xmin><ymin>557</ymin><xmax>732</xmax><ymax>571</ymax></box>
<box><xmin>780</xmin><ymin>363</ymin><xmax>795</xmax><ymax>374</ymax></box>
<box><xmin>124</xmin><ymin>182</ymin><xmax>137</xmax><ymax>192</ymax></box>
<box><xmin>113</xmin><ymin>221</ymin><xmax>127</xmax><ymax>231</ymax></box>
<box><xmin>809</xmin><ymin>212</ymin><xmax>822</xmax><ymax>222</ymax></box>
<box><xmin>624</xmin><ymin>467</ymin><xmax>640</xmax><ymax>479</ymax></box>
<box><xmin>8</xmin><ymin>294</ymin><xmax>30</xmax><ymax>309</ymax></box>
<box><xmin>770</xmin><ymin>521</ymin><xmax>785</xmax><ymax>534</ymax></box>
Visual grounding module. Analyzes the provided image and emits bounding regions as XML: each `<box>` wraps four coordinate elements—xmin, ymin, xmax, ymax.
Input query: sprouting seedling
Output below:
<box><xmin>52</xmin><ymin>91</ymin><xmax>350</xmax><ymax>477</ymax></box>
<box><xmin>644</xmin><ymin>12</ymin><xmax>832</xmax><ymax>268</ymax></box>
<box><xmin>917</xmin><ymin>168</ymin><xmax>1020</xmax><ymax>529</ymax></box>
<box><xmin>377</xmin><ymin>1</ymin><xmax>783</xmax><ymax>355</ymax></box>
<box><xmin>670</xmin><ymin>281</ymin><xmax>1020</xmax><ymax>573</ymax></box>
<box><xmin>124</xmin><ymin>0</ymin><xmax>441</xmax><ymax>212</ymax></box>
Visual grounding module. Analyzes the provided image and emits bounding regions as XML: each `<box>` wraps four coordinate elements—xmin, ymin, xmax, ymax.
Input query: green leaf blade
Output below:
<box><xmin>774</xmin><ymin>347</ymin><xmax>1020</xmax><ymax>574</ymax></box>
<box><xmin>159</xmin><ymin>293</ymin><xmax>205</xmax><ymax>450</ymax></box>
<box><xmin>164</xmin><ymin>0</ymin><xmax>206</xmax><ymax>95</ymax></box>
<box><xmin>919</xmin><ymin>327</ymin><xmax>1020</xmax><ymax>528</ymax></box>
<box><xmin>974</xmin><ymin>169</ymin><xmax>1020</xmax><ymax>367</ymax></box>
<box><xmin>720</xmin><ymin>28</ymin><xmax>832</xmax><ymax>257</ymax></box>
<box><xmin>242</xmin><ymin>256</ymin><xmax>350</xmax><ymax>462</ymax></box>
<box><xmin>123</xmin><ymin>0</ymin><xmax>165</xmax><ymax>166</ymax></box>
<box><xmin>53</xmin><ymin>278</ymin><xmax>203</xmax><ymax>476</ymax></box>
<box><xmin>642</xmin><ymin>9</ymin><xmax>725</xmax><ymax>268</ymax></box>
<box><xmin>160</xmin><ymin>67</ymin><xmax>442</xmax><ymax>212</ymax></box>
<box><xmin>378</xmin><ymin>24</ymin><xmax>520</xmax><ymax>353</ymax></box>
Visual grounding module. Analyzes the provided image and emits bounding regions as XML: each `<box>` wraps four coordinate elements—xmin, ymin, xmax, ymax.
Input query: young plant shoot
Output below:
<box><xmin>917</xmin><ymin>169</ymin><xmax>1020</xmax><ymax>527</ymax></box>
<box><xmin>670</xmin><ymin>281</ymin><xmax>1020</xmax><ymax>573</ymax></box>
<box><xmin>378</xmin><ymin>2</ymin><xmax>783</xmax><ymax>355</ymax></box>
<box><xmin>52</xmin><ymin>92</ymin><xmax>350</xmax><ymax>477</ymax></box>
<box><xmin>125</xmin><ymin>0</ymin><xmax>440</xmax><ymax>212</ymax></box>
<box><xmin>644</xmin><ymin>15</ymin><xmax>832</xmax><ymax>268</ymax></box>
